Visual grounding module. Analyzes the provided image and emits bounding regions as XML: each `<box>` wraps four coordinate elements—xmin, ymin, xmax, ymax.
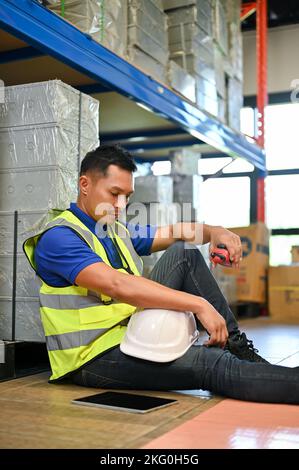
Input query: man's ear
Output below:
<box><xmin>79</xmin><ymin>175</ymin><xmax>89</xmax><ymax>196</ymax></box>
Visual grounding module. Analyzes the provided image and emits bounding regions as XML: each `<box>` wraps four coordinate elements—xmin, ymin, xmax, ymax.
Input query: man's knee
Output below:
<box><xmin>166</xmin><ymin>240</ymin><xmax>186</xmax><ymax>254</ymax></box>
<box><xmin>166</xmin><ymin>241</ymin><xmax>205</xmax><ymax>264</ymax></box>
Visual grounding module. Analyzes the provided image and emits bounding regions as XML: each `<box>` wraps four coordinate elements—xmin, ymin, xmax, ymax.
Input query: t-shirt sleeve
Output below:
<box><xmin>126</xmin><ymin>223</ymin><xmax>158</xmax><ymax>256</ymax></box>
<box><xmin>34</xmin><ymin>226</ymin><xmax>103</xmax><ymax>285</ymax></box>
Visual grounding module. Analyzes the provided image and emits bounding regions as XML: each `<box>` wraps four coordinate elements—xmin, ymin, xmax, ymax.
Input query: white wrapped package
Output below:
<box><xmin>128</xmin><ymin>7</ymin><xmax>168</xmax><ymax>50</ymax></box>
<box><xmin>170</xmin><ymin>148</ymin><xmax>200</xmax><ymax>175</ymax></box>
<box><xmin>173</xmin><ymin>174</ymin><xmax>203</xmax><ymax>208</ymax></box>
<box><xmin>130</xmin><ymin>0</ymin><xmax>165</xmax><ymax>25</ymax></box>
<box><xmin>0</xmin><ymin>209</ymin><xmax>61</xmax><ymax>254</ymax></box>
<box><xmin>0</xmin><ymin>166</ymin><xmax>79</xmax><ymax>211</ymax></box>
<box><xmin>0</xmin><ymin>254</ymin><xmax>39</xmax><ymax>298</ymax></box>
<box><xmin>227</xmin><ymin>77</ymin><xmax>243</xmax><ymax>130</ymax></box>
<box><xmin>0</xmin><ymin>80</ymin><xmax>99</xmax><ymax>142</ymax></box>
<box><xmin>127</xmin><ymin>46</ymin><xmax>167</xmax><ymax>83</ymax></box>
<box><xmin>168</xmin><ymin>61</ymin><xmax>196</xmax><ymax>102</ymax></box>
<box><xmin>130</xmin><ymin>175</ymin><xmax>173</xmax><ymax>204</ymax></box>
<box><xmin>128</xmin><ymin>26</ymin><xmax>169</xmax><ymax>65</ymax></box>
<box><xmin>0</xmin><ymin>124</ymin><xmax>97</xmax><ymax>171</ymax></box>
<box><xmin>49</xmin><ymin>0</ymin><xmax>127</xmax><ymax>58</ymax></box>
<box><xmin>0</xmin><ymin>297</ymin><xmax>45</xmax><ymax>342</ymax></box>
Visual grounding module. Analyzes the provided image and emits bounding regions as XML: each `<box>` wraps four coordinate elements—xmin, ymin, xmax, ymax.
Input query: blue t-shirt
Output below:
<box><xmin>35</xmin><ymin>203</ymin><xmax>157</xmax><ymax>287</ymax></box>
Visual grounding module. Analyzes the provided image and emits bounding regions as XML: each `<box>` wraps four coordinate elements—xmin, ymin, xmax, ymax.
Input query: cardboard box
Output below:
<box><xmin>291</xmin><ymin>246</ymin><xmax>299</xmax><ymax>263</ymax></box>
<box><xmin>218</xmin><ymin>223</ymin><xmax>269</xmax><ymax>303</ymax></box>
<box><xmin>268</xmin><ymin>266</ymin><xmax>299</xmax><ymax>321</ymax></box>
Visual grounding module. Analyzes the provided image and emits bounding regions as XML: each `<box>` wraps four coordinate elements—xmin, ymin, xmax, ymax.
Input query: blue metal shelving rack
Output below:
<box><xmin>0</xmin><ymin>0</ymin><xmax>266</xmax><ymax>173</ymax></box>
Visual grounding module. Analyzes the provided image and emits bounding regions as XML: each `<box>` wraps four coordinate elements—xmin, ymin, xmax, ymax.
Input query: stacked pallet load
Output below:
<box><xmin>128</xmin><ymin>175</ymin><xmax>177</xmax><ymax>278</ymax></box>
<box><xmin>163</xmin><ymin>0</ymin><xmax>243</xmax><ymax>128</ymax></box>
<box><xmin>0</xmin><ymin>80</ymin><xmax>99</xmax><ymax>342</ymax></box>
<box><xmin>127</xmin><ymin>0</ymin><xmax>169</xmax><ymax>83</ymax></box>
<box><xmin>49</xmin><ymin>0</ymin><xmax>128</xmax><ymax>57</ymax></box>
<box><xmin>213</xmin><ymin>0</ymin><xmax>243</xmax><ymax>129</ymax></box>
<box><xmin>164</xmin><ymin>0</ymin><xmax>218</xmax><ymax>116</ymax></box>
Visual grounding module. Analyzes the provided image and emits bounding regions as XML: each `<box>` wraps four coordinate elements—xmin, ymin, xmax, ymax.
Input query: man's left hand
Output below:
<box><xmin>209</xmin><ymin>226</ymin><xmax>242</xmax><ymax>268</ymax></box>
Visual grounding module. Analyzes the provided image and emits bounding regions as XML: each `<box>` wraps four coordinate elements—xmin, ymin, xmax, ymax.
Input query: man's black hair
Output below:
<box><xmin>80</xmin><ymin>145</ymin><xmax>137</xmax><ymax>176</ymax></box>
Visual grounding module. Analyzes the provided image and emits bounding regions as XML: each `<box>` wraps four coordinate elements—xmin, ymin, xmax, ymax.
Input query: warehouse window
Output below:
<box><xmin>200</xmin><ymin>177</ymin><xmax>250</xmax><ymax>228</ymax></box>
<box><xmin>151</xmin><ymin>160</ymin><xmax>171</xmax><ymax>175</ymax></box>
<box><xmin>266</xmin><ymin>174</ymin><xmax>299</xmax><ymax>229</ymax></box>
<box><xmin>265</xmin><ymin>103</ymin><xmax>299</xmax><ymax>170</ymax></box>
<box><xmin>198</xmin><ymin>157</ymin><xmax>232</xmax><ymax>175</ymax></box>
<box><xmin>270</xmin><ymin>235</ymin><xmax>299</xmax><ymax>266</ymax></box>
<box><xmin>199</xmin><ymin>156</ymin><xmax>254</xmax><ymax>175</ymax></box>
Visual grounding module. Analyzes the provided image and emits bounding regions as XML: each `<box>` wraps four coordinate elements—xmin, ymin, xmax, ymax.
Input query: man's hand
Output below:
<box><xmin>194</xmin><ymin>299</ymin><xmax>228</xmax><ymax>348</ymax></box>
<box><xmin>209</xmin><ymin>226</ymin><xmax>242</xmax><ymax>268</ymax></box>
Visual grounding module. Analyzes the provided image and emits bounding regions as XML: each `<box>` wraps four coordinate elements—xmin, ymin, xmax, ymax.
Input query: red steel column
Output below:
<box><xmin>256</xmin><ymin>0</ymin><xmax>268</xmax><ymax>222</ymax></box>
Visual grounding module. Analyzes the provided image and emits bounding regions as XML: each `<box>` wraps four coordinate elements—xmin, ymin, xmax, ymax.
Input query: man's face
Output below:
<box><xmin>79</xmin><ymin>164</ymin><xmax>134</xmax><ymax>225</ymax></box>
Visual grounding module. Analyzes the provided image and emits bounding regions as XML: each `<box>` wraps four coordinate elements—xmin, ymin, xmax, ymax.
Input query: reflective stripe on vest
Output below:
<box><xmin>23</xmin><ymin>209</ymin><xmax>143</xmax><ymax>381</ymax></box>
<box><xmin>46</xmin><ymin>328</ymin><xmax>109</xmax><ymax>351</ymax></box>
<box><xmin>39</xmin><ymin>293</ymin><xmax>120</xmax><ymax>310</ymax></box>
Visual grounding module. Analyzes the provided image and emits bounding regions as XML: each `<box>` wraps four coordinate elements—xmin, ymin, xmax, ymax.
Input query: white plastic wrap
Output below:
<box><xmin>196</xmin><ymin>89</ymin><xmax>218</xmax><ymax>116</ymax></box>
<box><xmin>213</xmin><ymin>0</ymin><xmax>228</xmax><ymax>56</ymax></box>
<box><xmin>166</xmin><ymin>4</ymin><xmax>213</xmax><ymax>36</ymax></box>
<box><xmin>163</xmin><ymin>0</ymin><xmax>196</xmax><ymax>10</ymax></box>
<box><xmin>0</xmin><ymin>209</ymin><xmax>60</xmax><ymax>254</ymax></box>
<box><xmin>49</xmin><ymin>0</ymin><xmax>128</xmax><ymax>57</ymax></box>
<box><xmin>173</xmin><ymin>174</ymin><xmax>202</xmax><ymax>209</ymax></box>
<box><xmin>196</xmin><ymin>74</ymin><xmax>217</xmax><ymax>101</ymax></box>
<box><xmin>227</xmin><ymin>77</ymin><xmax>243</xmax><ymax>130</ymax></box>
<box><xmin>214</xmin><ymin>46</ymin><xmax>226</xmax><ymax>99</ymax></box>
<box><xmin>128</xmin><ymin>26</ymin><xmax>168</xmax><ymax>65</ymax></box>
<box><xmin>0</xmin><ymin>80</ymin><xmax>99</xmax><ymax>141</ymax></box>
<box><xmin>228</xmin><ymin>21</ymin><xmax>243</xmax><ymax>82</ymax></box>
<box><xmin>128</xmin><ymin>6</ymin><xmax>168</xmax><ymax>50</ymax></box>
<box><xmin>170</xmin><ymin>148</ymin><xmax>200</xmax><ymax>175</ymax></box>
<box><xmin>0</xmin><ymin>166</ymin><xmax>79</xmax><ymax>211</ymax></box>
<box><xmin>0</xmin><ymin>297</ymin><xmax>45</xmax><ymax>342</ymax></box>
<box><xmin>130</xmin><ymin>176</ymin><xmax>173</xmax><ymax>204</ymax></box>
<box><xmin>168</xmin><ymin>22</ymin><xmax>212</xmax><ymax>47</ymax></box>
<box><xmin>167</xmin><ymin>61</ymin><xmax>196</xmax><ymax>102</ymax></box>
<box><xmin>0</xmin><ymin>254</ymin><xmax>39</xmax><ymax>298</ymax></box>
<box><xmin>0</xmin><ymin>124</ymin><xmax>96</xmax><ymax>171</ymax></box>
<box><xmin>130</xmin><ymin>0</ymin><xmax>165</xmax><ymax>25</ymax></box>
<box><xmin>127</xmin><ymin>46</ymin><xmax>167</xmax><ymax>83</ymax></box>
<box><xmin>171</xmin><ymin>53</ymin><xmax>216</xmax><ymax>83</ymax></box>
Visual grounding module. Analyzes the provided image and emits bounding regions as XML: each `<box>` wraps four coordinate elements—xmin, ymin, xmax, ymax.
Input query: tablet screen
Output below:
<box><xmin>71</xmin><ymin>391</ymin><xmax>178</xmax><ymax>414</ymax></box>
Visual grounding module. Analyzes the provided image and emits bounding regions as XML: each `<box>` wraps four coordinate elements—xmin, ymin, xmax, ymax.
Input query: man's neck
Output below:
<box><xmin>76</xmin><ymin>199</ymin><xmax>95</xmax><ymax>221</ymax></box>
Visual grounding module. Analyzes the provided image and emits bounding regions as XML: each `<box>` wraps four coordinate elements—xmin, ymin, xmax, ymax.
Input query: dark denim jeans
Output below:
<box><xmin>70</xmin><ymin>241</ymin><xmax>299</xmax><ymax>404</ymax></box>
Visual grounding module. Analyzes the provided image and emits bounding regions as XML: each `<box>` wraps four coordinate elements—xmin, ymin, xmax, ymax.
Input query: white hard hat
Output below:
<box><xmin>120</xmin><ymin>309</ymin><xmax>200</xmax><ymax>362</ymax></box>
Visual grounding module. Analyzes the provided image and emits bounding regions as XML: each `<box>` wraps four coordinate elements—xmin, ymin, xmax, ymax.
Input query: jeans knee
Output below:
<box><xmin>166</xmin><ymin>240</ymin><xmax>205</xmax><ymax>263</ymax></box>
<box><xmin>166</xmin><ymin>240</ymin><xmax>185</xmax><ymax>254</ymax></box>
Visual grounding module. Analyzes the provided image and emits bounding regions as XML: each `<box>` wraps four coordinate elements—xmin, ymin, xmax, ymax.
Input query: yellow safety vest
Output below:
<box><xmin>23</xmin><ymin>209</ymin><xmax>143</xmax><ymax>381</ymax></box>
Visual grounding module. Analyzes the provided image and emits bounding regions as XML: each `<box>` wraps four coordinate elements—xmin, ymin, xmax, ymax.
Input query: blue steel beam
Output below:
<box><xmin>0</xmin><ymin>0</ymin><xmax>266</xmax><ymax>172</ymax></box>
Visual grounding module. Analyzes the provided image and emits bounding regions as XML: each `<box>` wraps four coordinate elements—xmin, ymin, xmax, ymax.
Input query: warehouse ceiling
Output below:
<box><xmin>242</xmin><ymin>0</ymin><xmax>299</xmax><ymax>30</ymax></box>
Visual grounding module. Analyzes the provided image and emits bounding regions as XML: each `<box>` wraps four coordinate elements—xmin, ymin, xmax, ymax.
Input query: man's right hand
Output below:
<box><xmin>194</xmin><ymin>299</ymin><xmax>228</xmax><ymax>349</ymax></box>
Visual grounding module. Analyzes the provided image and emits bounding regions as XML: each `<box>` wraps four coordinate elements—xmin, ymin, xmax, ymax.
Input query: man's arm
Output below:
<box><xmin>150</xmin><ymin>222</ymin><xmax>242</xmax><ymax>268</ymax></box>
<box><xmin>75</xmin><ymin>262</ymin><xmax>228</xmax><ymax>348</ymax></box>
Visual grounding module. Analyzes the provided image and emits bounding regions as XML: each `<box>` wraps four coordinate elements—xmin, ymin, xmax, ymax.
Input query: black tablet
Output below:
<box><xmin>71</xmin><ymin>391</ymin><xmax>178</xmax><ymax>414</ymax></box>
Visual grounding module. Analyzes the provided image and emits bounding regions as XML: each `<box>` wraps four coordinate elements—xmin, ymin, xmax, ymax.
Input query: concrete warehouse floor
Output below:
<box><xmin>0</xmin><ymin>317</ymin><xmax>298</xmax><ymax>449</ymax></box>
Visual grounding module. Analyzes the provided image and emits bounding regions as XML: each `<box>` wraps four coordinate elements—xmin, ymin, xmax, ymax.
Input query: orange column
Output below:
<box><xmin>256</xmin><ymin>0</ymin><xmax>268</xmax><ymax>222</ymax></box>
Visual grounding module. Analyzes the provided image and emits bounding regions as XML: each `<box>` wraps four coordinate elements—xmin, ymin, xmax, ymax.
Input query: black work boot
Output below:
<box><xmin>226</xmin><ymin>332</ymin><xmax>270</xmax><ymax>364</ymax></box>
